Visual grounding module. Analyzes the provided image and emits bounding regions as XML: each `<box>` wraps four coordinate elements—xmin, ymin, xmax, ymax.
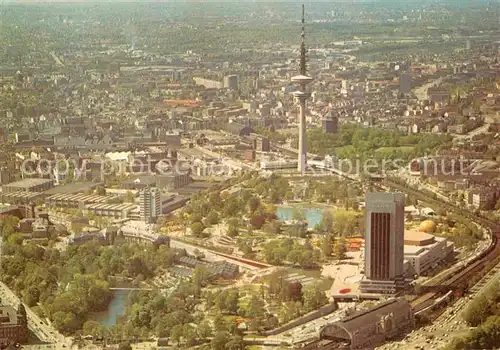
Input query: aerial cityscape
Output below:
<box><xmin>0</xmin><ymin>0</ymin><xmax>500</xmax><ymax>349</ymax></box>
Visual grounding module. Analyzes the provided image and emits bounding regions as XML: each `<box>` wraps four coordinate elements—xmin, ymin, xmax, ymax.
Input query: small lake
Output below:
<box><xmin>94</xmin><ymin>290</ymin><xmax>130</xmax><ymax>326</ymax></box>
<box><xmin>276</xmin><ymin>205</ymin><xmax>324</xmax><ymax>229</ymax></box>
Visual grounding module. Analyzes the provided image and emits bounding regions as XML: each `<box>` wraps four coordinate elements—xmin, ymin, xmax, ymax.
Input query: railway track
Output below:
<box><xmin>301</xmin><ymin>177</ymin><xmax>500</xmax><ymax>350</ymax></box>
<box><xmin>384</xmin><ymin>179</ymin><xmax>500</xmax><ymax>312</ymax></box>
<box><xmin>213</xmin><ymin>252</ymin><xmax>272</xmax><ymax>269</ymax></box>
<box><xmin>301</xmin><ymin>339</ymin><xmax>347</xmax><ymax>350</ymax></box>
<box><xmin>411</xmin><ymin>236</ymin><xmax>500</xmax><ymax>311</ymax></box>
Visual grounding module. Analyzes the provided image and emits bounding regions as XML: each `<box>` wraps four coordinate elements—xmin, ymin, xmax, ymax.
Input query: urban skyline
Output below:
<box><xmin>0</xmin><ymin>1</ymin><xmax>498</xmax><ymax>349</ymax></box>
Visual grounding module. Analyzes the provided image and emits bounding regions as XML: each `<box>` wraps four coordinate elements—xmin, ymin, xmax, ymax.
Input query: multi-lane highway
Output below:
<box><xmin>0</xmin><ymin>282</ymin><xmax>72</xmax><ymax>348</ymax></box>
<box><xmin>0</xmin><ymin>236</ymin><xmax>70</xmax><ymax>347</ymax></box>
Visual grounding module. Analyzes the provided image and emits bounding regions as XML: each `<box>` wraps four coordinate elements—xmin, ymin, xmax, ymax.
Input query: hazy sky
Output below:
<box><xmin>0</xmin><ymin>0</ymin><xmax>483</xmax><ymax>6</ymax></box>
<box><xmin>2</xmin><ymin>0</ymin><xmax>399</xmax><ymax>3</ymax></box>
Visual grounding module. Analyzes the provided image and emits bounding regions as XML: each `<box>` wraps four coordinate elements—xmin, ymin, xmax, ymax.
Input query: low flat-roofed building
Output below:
<box><xmin>120</xmin><ymin>176</ymin><xmax>157</xmax><ymax>190</ymax></box>
<box><xmin>2</xmin><ymin>178</ymin><xmax>54</xmax><ymax>194</ymax></box>
<box><xmin>260</xmin><ymin>160</ymin><xmax>298</xmax><ymax>170</ymax></box>
<box><xmin>177</xmin><ymin>255</ymin><xmax>239</xmax><ymax>279</ymax></box>
<box><xmin>177</xmin><ymin>148</ymin><xmax>216</xmax><ymax>162</ymax></box>
<box><xmin>86</xmin><ymin>203</ymin><xmax>137</xmax><ymax>219</ymax></box>
<box><xmin>170</xmin><ymin>266</ymin><xmax>194</xmax><ymax>278</ymax></box>
<box><xmin>404</xmin><ymin>231</ymin><xmax>454</xmax><ymax>276</ymax></box>
<box><xmin>179</xmin><ymin>256</ymin><xmax>206</xmax><ymax>268</ymax></box>
<box><xmin>319</xmin><ymin>299</ymin><xmax>414</xmax><ymax>350</ymax></box>
<box><xmin>404</xmin><ymin>230</ymin><xmax>435</xmax><ymax>246</ymax></box>
<box><xmin>207</xmin><ymin>138</ymin><xmax>239</xmax><ymax>147</ymax></box>
<box><xmin>161</xmin><ymin>195</ymin><xmax>189</xmax><ymax>214</ymax></box>
<box><xmin>156</xmin><ymin>171</ymin><xmax>192</xmax><ymax>191</ymax></box>
<box><xmin>42</xmin><ymin>182</ymin><xmax>102</xmax><ymax>196</ymax></box>
<box><xmin>209</xmin><ymin>261</ymin><xmax>239</xmax><ymax>279</ymax></box>
<box><xmin>0</xmin><ymin>191</ymin><xmax>43</xmax><ymax>205</ymax></box>
<box><xmin>46</xmin><ymin>193</ymin><xmax>111</xmax><ymax>209</ymax></box>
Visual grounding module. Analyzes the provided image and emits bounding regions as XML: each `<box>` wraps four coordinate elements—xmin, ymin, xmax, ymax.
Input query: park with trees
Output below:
<box><xmin>445</xmin><ymin>281</ymin><xmax>500</xmax><ymax>350</ymax></box>
<box><xmin>180</xmin><ymin>174</ymin><xmax>293</xmax><ymax>242</ymax></box>
<box><xmin>91</xmin><ymin>267</ymin><xmax>331</xmax><ymax>347</ymax></box>
<box><xmin>290</xmin><ymin>124</ymin><xmax>452</xmax><ymax>164</ymax></box>
<box><xmin>175</xmin><ymin>173</ymin><xmax>365</xmax><ymax>270</ymax></box>
<box><xmin>0</xmin><ymin>203</ymin><xmax>335</xmax><ymax>348</ymax></box>
<box><xmin>0</xmin><ymin>214</ymin><xmax>180</xmax><ymax>336</ymax></box>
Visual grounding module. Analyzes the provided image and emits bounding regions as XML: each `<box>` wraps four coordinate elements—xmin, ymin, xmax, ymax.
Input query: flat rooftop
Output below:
<box><xmin>0</xmin><ymin>191</ymin><xmax>42</xmax><ymax>199</ymax></box>
<box><xmin>404</xmin><ymin>245</ymin><xmax>426</xmax><ymax>255</ymax></box>
<box><xmin>3</xmin><ymin>178</ymin><xmax>53</xmax><ymax>188</ymax></box>
<box><xmin>175</xmin><ymin>181</ymin><xmax>213</xmax><ymax>196</ymax></box>
<box><xmin>178</xmin><ymin>148</ymin><xmax>216</xmax><ymax>160</ymax></box>
<box><xmin>46</xmin><ymin>193</ymin><xmax>110</xmax><ymax>203</ymax></box>
<box><xmin>43</xmin><ymin>182</ymin><xmax>103</xmax><ymax>195</ymax></box>
<box><xmin>87</xmin><ymin>203</ymin><xmax>137</xmax><ymax>211</ymax></box>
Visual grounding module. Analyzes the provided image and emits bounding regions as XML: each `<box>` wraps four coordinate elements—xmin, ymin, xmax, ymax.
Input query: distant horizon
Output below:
<box><xmin>1</xmin><ymin>0</ymin><xmax>475</xmax><ymax>3</ymax></box>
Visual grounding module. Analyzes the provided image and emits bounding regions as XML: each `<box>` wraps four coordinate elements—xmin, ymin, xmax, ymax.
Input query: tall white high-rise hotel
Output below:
<box><xmin>140</xmin><ymin>187</ymin><xmax>161</xmax><ymax>224</ymax></box>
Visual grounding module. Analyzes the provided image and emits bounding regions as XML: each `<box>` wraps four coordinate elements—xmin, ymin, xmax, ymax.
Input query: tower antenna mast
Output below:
<box><xmin>300</xmin><ymin>4</ymin><xmax>307</xmax><ymax>76</ymax></box>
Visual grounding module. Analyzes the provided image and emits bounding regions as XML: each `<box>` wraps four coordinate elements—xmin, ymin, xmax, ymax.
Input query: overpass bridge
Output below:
<box><xmin>268</xmin><ymin>144</ymin><xmax>363</xmax><ymax>181</ymax></box>
<box><xmin>120</xmin><ymin>232</ymin><xmax>159</xmax><ymax>244</ymax></box>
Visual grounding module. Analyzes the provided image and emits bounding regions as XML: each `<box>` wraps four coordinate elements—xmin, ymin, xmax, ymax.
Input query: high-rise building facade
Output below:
<box><xmin>223</xmin><ymin>75</ymin><xmax>239</xmax><ymax>90</ymax></box>
<box><xmin>399</xmin><ymin>72</ymin><xmax>412</xmax><ymax>95</ymax></box>
<box><xmin>361</xmin><ymin>192</ymin><xmax>406</xmax><ymax>294</ymax></box>
<box><xmin>322</xmin><ymin>110</ymin><xmax>338</xmax><ymax>134</ymax></box>
<box><xmin>140</xmin><ymin>187</ymin><xmax>161</xmax><ymax>223</ymax></box>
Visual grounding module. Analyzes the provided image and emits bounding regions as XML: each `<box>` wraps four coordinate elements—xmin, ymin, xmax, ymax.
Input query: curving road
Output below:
<box><xmin>0</xmin><ymin>282</ymin><xmax>72</xmax><ymax>347</ymax></box>
<box><xmin>413</xmin><ymin>75</ymin><xmax>449</xmax><ymax>101</ymax></box>
<box><xmin>302</xmin><ymin>177</ymin><xmax>500</xmax><ymax>350</ymax></box>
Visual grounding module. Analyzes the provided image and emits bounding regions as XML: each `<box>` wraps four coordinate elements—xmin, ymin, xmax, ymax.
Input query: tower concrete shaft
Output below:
<box><xmin>297</xmin><ymin>91</ymin><xmax>309</xmax><ymax>175</ymax></box>
<box><xmin>291</xmin><ymin>4</ymin><xmax>312</xmax><ymax>175</ymax></box>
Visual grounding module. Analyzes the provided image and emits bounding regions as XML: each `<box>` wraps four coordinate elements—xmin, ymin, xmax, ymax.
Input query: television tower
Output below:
<box><xmin>291</xmin><ymin>4</ymin><xmax>313</xmax><ymax>175</ymax></box>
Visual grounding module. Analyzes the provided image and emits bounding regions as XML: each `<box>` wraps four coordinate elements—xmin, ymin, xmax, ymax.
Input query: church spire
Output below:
<box><xmin>300</xmin><ymin>4</ymin><xmax>307</xmax><ymax>76</ymax></box>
